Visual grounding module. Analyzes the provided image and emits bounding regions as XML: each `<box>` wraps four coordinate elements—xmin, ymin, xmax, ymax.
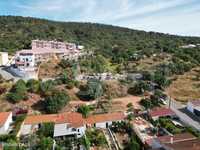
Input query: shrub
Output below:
<box><xmin>44</xmin><ymin>91</ymin><xmax>70</xmax><ymax>113</ymax></box>
<box><xmin>37</xmin><ymin>123</ymin><xmax>54</xmax><ymax>137</ymax></box>
<box><xmin>77</xmin><ymin>105</ymin><xmax>93</xmax><ymax>118</ymax></box>
<box><xmin>86</xmin><ymin>129</ymin><xmax>107</xmax><ymax>146</ymax></box>
<box><xmin>26</xmin><ymin>79</ymin><xmax>40</xmax><ymax>93</ymax></box>
<box><xmin>7</xmin><ymin>79</ymin><xmax>28</xmax><ymax>103</ymax></box>
<box><xmin>78</xmin><ymin>79</ymin><xmax>103</xmax><ymax>100</ymax></box>
<box><xmin>39</xmin><ymin>80</ymin><xmax>55</xmax><ymax>97</ymax></box>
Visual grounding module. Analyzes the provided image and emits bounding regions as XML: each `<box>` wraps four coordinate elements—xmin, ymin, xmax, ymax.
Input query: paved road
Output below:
<box><xmin>0</xmin><ymin>67</ymin><xmax>20</xmax><ymax>82</ymax></box>
<box><xmin>168</xmin><ymin>98</ymin><xmax>200</xmax><ymax>131</ymax></box>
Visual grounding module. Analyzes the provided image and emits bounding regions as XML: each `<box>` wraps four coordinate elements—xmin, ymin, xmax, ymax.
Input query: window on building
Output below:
<box><xmin>72</xmin><ymin>128</ymin><xmax>76</xmax><ymax>131</ymax></box>
<box><xmin>106</xmin><ymin>122</ymin><xmax>109</xmax><ymax>128</ymax></box>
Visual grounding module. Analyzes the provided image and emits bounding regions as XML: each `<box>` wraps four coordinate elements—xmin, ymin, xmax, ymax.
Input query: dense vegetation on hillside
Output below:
<box><xmin>1</xmin><ymin>16</ymin><xmax>200</xmax><ymax>100</ymax></box>
<box><xmin>1</xmin><ymin>16</ymin><xmax>200</xmax><ymax>55</ymax></box>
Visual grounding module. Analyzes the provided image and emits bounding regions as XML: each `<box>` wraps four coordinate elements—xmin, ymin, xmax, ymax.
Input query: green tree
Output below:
<box><xmin>37</xmin><ymin>123</ymin><xmax>54</xmax><ymax>137</ymax></box>
<box><xmin>37</xmin><ymin>137</ymin><xmax>54</xmax><ymax>150</ymax></box>
<box><xmin>39</xmin><ymin>80</ymin><xmax>55</xmax><ymax>96</ymax></box>
<box><xmin>86</xmin><ymin>129</ymin><xmax>107</xmax><ymax>147</ymax></box>
<box><xmin>44</xmin><ymin>91</ymin><xmax>70</xmax><ymax>113</ymax></box>
<box><xmin>125</xmin><ymin>136</ymin><xmax>140</xmax><ymax>150</ymax></box>
<box><xmin>77</xmin><ymin>105</ymin><xmax>93</xmax><ymax>118</ymax></box>
<box><xmin>3</xmin><ymin>139</ymin><xmax>26</xmax><ymax>150</ymax></box>
<box><xmin>6</xmin><ymin>79</ymin><xmax>28</xmax><ymax>103</ymax></box>
<box><xmin>153</xmin><ymin>71</ymin><xmax>171</xmax><ymax>88</ymax></box>
<box><xmin>140</xmin><ymin>98</ymin><xmax>153</xmax><ymax>109</ymax></box>
<box><xmin>81</xmin><ymin>136</ymin><xmax>91</xmax><ymax>150</ymax></box>
<box><xmin>127</xmin><ymin>103</ymin><xmax>134</xmax><ymax>113</ymax></box>
<box><xmin>26</xmin><ymin>79</ymin><xmax>40</xmax><ymax>93</ymax></box>
<box><xmin>129</xmin><ymin>81</ymin><xmax>150</xmax><ymax>95</ymax></box>
<box><xmin>78</xmin><ymin>79</ymin><xmax>104</xmax><ymax>100</ymax></box>
<box><xmin>86</xmin><ymin>79</ymin><xmax>104</xmax><ymax>100</ymax></box>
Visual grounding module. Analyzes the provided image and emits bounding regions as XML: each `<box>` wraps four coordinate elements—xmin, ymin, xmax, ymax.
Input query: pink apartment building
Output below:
<box><xmin>15</xmin><ymin>40</ymin><xmax>84</xmax><ymax>68</ymax></box>
<box><xmin>10</xmin><ymin>40</ymin><xmax>84</xmax><ymax>78</ymax></box>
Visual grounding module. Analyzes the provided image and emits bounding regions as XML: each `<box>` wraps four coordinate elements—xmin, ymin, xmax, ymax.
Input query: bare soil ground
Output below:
<box><xmin>166</xmin><ymin>67</ymin><xmax>200</xmax><ymax>102</ymax></box>
<box><xmin>112</xmin><ymin>95</ymin><xmax>141</xmax><ymax>110</ymax></box>
<box><xmin>0</xmin><ymin>98</ymin><xmax>12</xmax><ymax>112</ymax></box>
<box><xmin>38</xmin><ymin>59</ymin><xmax>62</xmax><ymax>79</ymax></box>
<box><xmin>114</xmin><ymin>132</ymin><xmax>129</xmax><ymax>149</ymax></box>
<box><xmin>135</xmin><ymin>53</ymin><xmax>171</xmax><ymax>71</ymax></box>
<box><xmin>0</xmin><ymin>93</ymin><xmax>42</xmax><ymax>113</ymax></box>
<box><xmin>62</xmin><ymin>95</ymin><xmax>142</xmax><ymax>113</ymax></box>
<box><xmin>103</xmin><ymin>80</ymin><xmax>128</xmax><ymax>98</ymax></box>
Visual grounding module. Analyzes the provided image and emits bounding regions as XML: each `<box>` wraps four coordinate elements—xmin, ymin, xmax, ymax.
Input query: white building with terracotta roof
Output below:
<box><xmin>187</xmin><ymin>100</ymin><xmax>200</xmax><ymax>116</ymax></box>
<box><xmin>0</xmin><ymin>112</ymin><xmax>12</xmax><ymax>135</ymax></box>
<box><xmin>149</xmin><ymin>107</ymin><xmax>176</xmax><ymax>121</ymax></box>
<box><xmin>19</xmin><ymin>114</ymin><xmax>57</xmax><ymax>136</ymax></box>
<box><xmin>54</xmin><ymin>112</ymin><xmax>86</xmax><ymax>138</ymax></box>
<box><xmin>19</xmin><ymin>112</ymin><xmax>125</xmax><ymax>138</ymax></box>
<box><xmin>86</xmin><ymin>112</ymin><xmax>125</xmax><ymax>128</ymax></box>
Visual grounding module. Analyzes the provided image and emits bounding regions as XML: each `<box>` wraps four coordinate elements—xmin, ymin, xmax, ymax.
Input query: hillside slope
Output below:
<box><xmin>0</xmin><ymin>16</ymin><xmax>200</xmax><ymax>55</ymax></box>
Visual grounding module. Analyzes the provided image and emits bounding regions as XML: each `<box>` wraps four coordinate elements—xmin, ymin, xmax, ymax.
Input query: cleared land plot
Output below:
<box><xmin>62</xmin><ymin>95</ymin><xmax>142</xmax><ymax>113</ymax></box>
<box><xmin>112</xmin><ymin>96</ymin><xmax>141</xmax><ymax>110</ymax></box>
<box><xmin>166</xmin><ymin>67</ymin><xmax>200</xmax><ymax>102</ymax></box>
<box><xmin>135</xmin><ymin>53</ymin><xmax>171</xmax><ymax>71</ymax></box>
<box><xmin>38</xmin><ymin>60</ymin><xmax>62</xmax><ymax>79</ymax></box>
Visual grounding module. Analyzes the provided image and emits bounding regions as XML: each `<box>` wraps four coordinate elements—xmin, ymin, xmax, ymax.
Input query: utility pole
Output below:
<box><xmin>169</xmin><ymin>96</ymin><xmax>172</xmax><ymax>109</ymax></box>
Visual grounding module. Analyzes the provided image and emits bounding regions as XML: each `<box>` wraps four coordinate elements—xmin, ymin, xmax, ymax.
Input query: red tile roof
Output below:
<box><xmin>24</xmin><ymin>112</ymin><xmax>125</xmax><ymax>128</ymax></box>
<box><xmin>24</xmin><ymin>114</ymin><xmax>57</xmax><ymax>124</ymax></box>
<box><xmin>150</xmin><ymin>107</ymin><xmax>175</xmax><ymax>118</ymax></box>
<box><xmin>165</xmin><ymin>139</ymin><xmax>200</xmax><ymax>150</ymax></box>
<box><xmin>190</xmin><ymin>100</ymin><xmax>200</xmax><ymax>106</ymax></box>
<box><xmin>158</xmin><ymin>133</ymin><xmax>196</xmax><ymax>144</ymax></box>
<box><xmin>157</xmin><ymin>133</ymin><xmax>200</xmax><ymax>150</ymax></box>
<box><xmin>86</xmin><ymin>112</ymin><xmax>125</xmax><ymax>124</ymax></box>
<box><xmin>56</xmin><ymin>112</ymin><xmax>84</xmax><ymax>127</ymax></box>
<box><xmin>0</xmin><ymin>112</ymin><xmax>11</xmax><ymax>127</ymax></box>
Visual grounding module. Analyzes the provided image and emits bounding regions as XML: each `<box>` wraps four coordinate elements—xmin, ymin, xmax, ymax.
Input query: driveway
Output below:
<box><xmin>0</xmin><ymin>67</ymin><xmax>20</xmax><ymax>82</ymax></box>
<box><xmin>168</xmin><ymin>98</ymin><xmax>200</xmax><ymax>131</ymax></box>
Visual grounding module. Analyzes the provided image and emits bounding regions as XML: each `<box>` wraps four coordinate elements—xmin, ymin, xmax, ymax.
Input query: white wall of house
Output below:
<box><xmin>95</xmin><ymin>120</ymin><xmax>123</xmax><ymax>129</ymax></box>
<box><xmin>54</xmin><ymin>123</ymin><xmax>86</xmax><ymax>138</ymax></box>
<box><xmin>18</xmin><ymin>54</ymin><xmax>35</xmax><ymax>67</ymax></box>
<box><xmin>187</xmin><ymin>102</ymin><xmax>194</xmax><ymax>113</ymax></box>
<box><xmin>0</xmin><ymin>52</ymin><xmax>8</xmax><ymax>66</ymax></box>
<box><xmin>95</xmin><ymin>121</ymin><xmax>112</xmax><ymax>129</ymax></box>
<box><xmin>0</xmin><ymin>112</ymin><xmax>12</xmax><ymax>135</ymax></box>
<box><xmin>20</xmin><ymin>124</ymin><xmax>32</xmax><ymax>135</ymax></box>
<box><xmin>152</xmin><ymin>116</ymin><xmax>159</xmax><ymax>121</ymax></box>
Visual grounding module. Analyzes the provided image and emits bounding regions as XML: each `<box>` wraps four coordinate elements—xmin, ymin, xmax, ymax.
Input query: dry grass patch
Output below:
<box><xmin>114</xmin><ymin>132</ymin><xmax>129</xmax><ymax>149</ymax></box>
<box><xmin>38</xmin><ymin>59</ymin><xmax>62</xmax><ymax>78</ymax></box>
<box><xmin>103</xmin><ymin>80</ymin><xmax>128</xmax><ymax>99</ymax></box>
<box><xmin>166</xmin><ymin>67</ymin><xmax>200</xmax><ymax>102</ymax></box>
<box><xmin>136</xmin><ymin>53</ymin><xmax>171</xmax><ymax>71</ymax></box>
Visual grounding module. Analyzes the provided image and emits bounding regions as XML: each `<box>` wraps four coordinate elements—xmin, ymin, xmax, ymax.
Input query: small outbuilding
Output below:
<box><xmin>0</xmin><ymin>52</ymin><xmax>8</xmax><ymax>66</ymax></box>
<box><xmin>149</xmin><ymin>107</ymin><xmax>176</xmax><ymax>121</ymax></box>
<box><xmin>187</xmin><ymin>100</ymin><xmax>200</xmax><ymax>116</ymax></box>
<box><xmin>0</xmin><ymin>112</ymin><xmax>12</xmax><ymax>135</ymax></box>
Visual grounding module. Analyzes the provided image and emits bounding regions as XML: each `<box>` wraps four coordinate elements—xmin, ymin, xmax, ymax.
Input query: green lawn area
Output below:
<box><xmin>156</xmin><ymin>117</ymin><xmax>185</xmax><ymax>134</ymax></box>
